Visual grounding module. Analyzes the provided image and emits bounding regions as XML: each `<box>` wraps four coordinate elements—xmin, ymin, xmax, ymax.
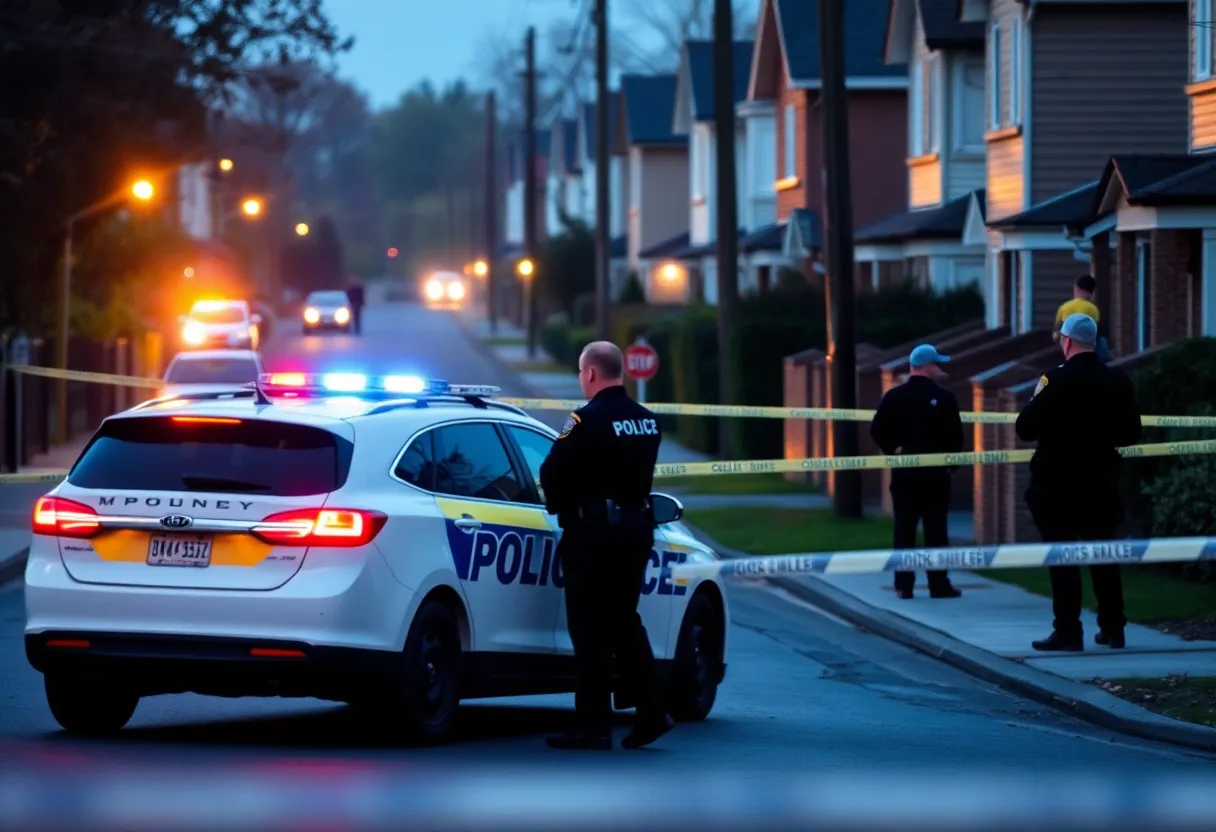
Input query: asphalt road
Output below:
<box><xmin>1</xmin><ymin>301</ymin><xmax>1214</xmax><ymax>827</ymax></box>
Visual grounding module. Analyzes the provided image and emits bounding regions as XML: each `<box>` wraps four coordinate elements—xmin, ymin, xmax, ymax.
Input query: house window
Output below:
<box><xmin>952</xmin><ymin>59</ymin><xmax>986</xmax><ymax>154</ymax></box>
<box><xmin>783</xmin><ymin>103</ymin><xmax>795</xmax><ymax>178</ymax></box>
<box><xmin>988</xmin><ymin>21</ymin><xmax>1002</xmax><ymax>130</ymax></box>
<box><xmin>1010</xmin><ymin>14</ymin><xmax>1023</xmax><ymax>125</ymax></box>
<box><xmin>1197</xmin><ymin>0</ymin><xmax>1214</xmax><ymax>82</ymax></box>
<box><xmin>910</xmin><ymin>58</ymin><xmax>924</xmax><ymax>156</ymax></box>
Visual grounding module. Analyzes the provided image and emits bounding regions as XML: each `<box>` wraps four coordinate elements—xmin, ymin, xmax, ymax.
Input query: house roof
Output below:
<box><xmin>776</xmin><ymin>0</ymin><xmax>905</xmax><ymax>84</ymax></box>
<box><xmin>638</xmin><ymin>230</ymin><xmax>691</xmax><ymax>259</ymax></box>
<box><xmin>917</xmin><ymin>0</ymin><xmax>985</xmax><ymax>50</ymax></box>
<box><xmin>504</xmin><ymin>128</ymin><xmax>551</xmax><ymax>183</ymax></box>
<box><xmin>554</xmin><ymin>118</ymin><xmax>579</xmax><ymax>172</ymax></box>
<box><xmin>988</xmin><ymin>181</ymin><xmax>1100</xmax><ymax>230</ymax></box>
<box><xmin>610</xmin><ymin>234</ymin><xmax>628</xmax><ymax>259</ymax></box>
<box><xmin>787</xmin><ymin>208</ymin><xmax>823</xmax><ymax>250</ymax></box>
<box><xmin>582</xmin><ymin>92</ymin><xmax>620</xmax><ymax>159</ymax></box>
<box><xmin>740</xmin><ymin>223</ymin><xmax>786</xmax><ymax>253</ymax></box>
<box><xmin>855</xmin><ymin>191</ymin><xmax>974</xmax><ymax>242</ymax></box>
<box><xmin>686</xmin><ymin>40</ymin><xmax>754</xmax><ymax>121</ymax></box>
<box><xmin>620</xmin><ymin>74</ymin><xmax>686</xmax><ymax>146</ymax></box>
<box><xmin>1096</xmin><ymin>153</ymin><xmax>1216</xmax><ymax>210</ymax></box>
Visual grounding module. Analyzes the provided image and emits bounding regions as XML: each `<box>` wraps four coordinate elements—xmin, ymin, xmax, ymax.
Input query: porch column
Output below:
<box><xmin>1090</xmin><ymin>230</ymin><xmax>1112</xmax><ymax>308</ymax></box>
<box><xmin>1113</xmin><ymin>232</ymin><xmax>1137</xmax><ymax>356</ymax></box>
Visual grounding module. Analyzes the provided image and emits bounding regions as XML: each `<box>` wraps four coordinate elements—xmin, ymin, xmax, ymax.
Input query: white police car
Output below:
<box><xmin>23</xmin><ymin>374</ymin><xmax>729</xmax><ymax>743</ymax></box>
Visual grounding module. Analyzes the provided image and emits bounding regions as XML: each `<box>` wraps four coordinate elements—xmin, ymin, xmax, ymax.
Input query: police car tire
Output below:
<box><xmin>44</xmin><ymin>673</ymin><xmax>139</xmax><ymax>736</ymax></box>
<box><xmin>668</xmin><ymin>591</ymin><xmax>722</xmax><ymax>722</ymax></box>
<box><xmin>392</xmin><ymin>600</ymin><xmax>462</xmax><ymax>745</ymax></box>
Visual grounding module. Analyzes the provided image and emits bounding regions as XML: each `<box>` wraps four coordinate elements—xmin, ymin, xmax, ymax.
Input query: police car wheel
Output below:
<box><xmin>44</xmin><ymin>673</ymin><xmax>139</xmax><ymax>736</ymax></box>
<box><xmin>393</xmin><ymin>600</ymin><xmax>462</xmax><ymax>744</ymax></box>
<box><xmin>668</xmin><ymin>591</ymin><xmax>722</xmax><ymax>722</ymax></box>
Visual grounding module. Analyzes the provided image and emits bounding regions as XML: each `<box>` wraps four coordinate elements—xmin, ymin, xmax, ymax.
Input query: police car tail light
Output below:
<box><xmin>32</xmin><ymin>496</ymin><xmax>102</xmax><ymax>539</ymax></box>
<box><xmin>252</xmin><ymin>508</ymin><xmax>387</xmax><ymax>547</ymax></box>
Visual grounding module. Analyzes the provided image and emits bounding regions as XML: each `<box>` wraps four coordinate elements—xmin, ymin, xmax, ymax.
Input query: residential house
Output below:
<box><xmin>958</xmin><ymin>0</ymin><xmax>1189</xmax><ymax>332</ymax></box>
<box><xmin>501</xmin><ymin>127</ymin><xmax>551</xmax><ymax>263</ymax></box>
<box><xmin>748</xmin><ymin>0</ymin><xmax>908</xmax><ymax>279</ymax></box>
<box><xmin>615</xmin><ymin>74</ymin><xmax>691</xmax><ymax>302</ymax></box>
<box><xmin>852</xmin><ymin>0</ymin><xmax>987</xmax><ymax>293</ymax></box>
<box><xmin>546</xmin><ymin>118</ymin><xmax>581</xmax><ymax>236</ymax></box>
<box><xmin>671</xmin><ymin>38</ymin><xmax>765</xmax><ymax>303</ymax></box>
<box><xmin>575</xmin><ymin>93</ymin><xmax>632</xmax><ymax>298</ymax></box>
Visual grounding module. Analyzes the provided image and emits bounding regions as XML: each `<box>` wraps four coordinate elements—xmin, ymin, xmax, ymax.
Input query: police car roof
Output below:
<box><xmin>168</xmin><ymin>349</ymin><xmax>260</xmax><ymax>361</ymax></box>
<box><xmin>115</xmin><ymin>392</ymin><xmax>543</xmax><ymax>433</ymax></box>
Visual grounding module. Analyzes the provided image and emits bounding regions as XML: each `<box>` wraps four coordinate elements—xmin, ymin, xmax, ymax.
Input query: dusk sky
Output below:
<box><xmin>324</xmin><ymin>0</ymin><xmax>612</xmax><ymax>110</ymax></box>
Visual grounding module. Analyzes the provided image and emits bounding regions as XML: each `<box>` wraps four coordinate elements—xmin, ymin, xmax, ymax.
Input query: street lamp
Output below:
<box><xmin>58</xmin><ymin>176</ymin><xmax>158</xmax><ymax>441</ymax></box>
<box><xmin>218</xmin><ymin>158</ymin><xmax>234</xmax><ymax>172</ymax></box>
<box><xmin>241</xmin><ymin>197</ymin><xmax>262</xmax><ymax>218</ymax></box>
<box><xmin>295</xmin><ymin>222</ymin><xmax>310</xmax><ymax>236</ymax></box>
<box><xmin>387</xmin><ymin>247</ymin><xmax>399</xmax><ymax>258</ymax></box>
<box><xmin>516</xmin><ymin>258</ymin><xmax>534</xmax><ymax>278</ymax></box>
<box><xmin>473</xmin><ymin>259</ymin><xmax>488</xmax><ymax>277</ymax></box>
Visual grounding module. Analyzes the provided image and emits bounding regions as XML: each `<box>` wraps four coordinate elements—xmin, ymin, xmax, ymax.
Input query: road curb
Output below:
<box><xmin>0</xmin><ymin>547</ymin><xmax>27</xmax><ymax>587</ymax></box>
<box><xmin>683</xmin><ymin>524</ymin><xmax>1216</xmax><ymax>755</ymax></box>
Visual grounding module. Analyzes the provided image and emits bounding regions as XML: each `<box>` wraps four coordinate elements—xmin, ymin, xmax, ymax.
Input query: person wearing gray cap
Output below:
<box><xmin>870</xmin><ymin>344</ymin><xmax>965</xmax><ymax>599</ymax></box>
<box><xmin>1016</xmin><ymin>312</ymin><xmax>1142</xmax><ymax>652</ymax></box>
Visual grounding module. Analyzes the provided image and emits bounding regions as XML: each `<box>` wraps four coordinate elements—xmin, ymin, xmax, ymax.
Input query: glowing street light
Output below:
<box><xmin>183</xmin><ymin>266</ymin><xmax>195</xmax><ymax>278</ymax></box>
<box><xmin>131</xmin><ymin>179</ymin><xmax>155</xmax><ymax>201</ymax></box>
<box><xmin>295</xmin><ymin>222</ymin><xmax>310</xmax><ymax>236</ymax></box>
<box><xmin>218</xmin><ymin>158</ymin><xmax>234</xmax><ymax>172</ymax></box>
<box><xmin>241</xmin><ymin>197</ymin><xmax>262</xmax><ymax>217</ymax></box>
<box><xmin>516</xmin><ymin>258</ymin><xmax>534</xmax><ymax>278</ymax></box>
<box><xmin>387</xmin><ymin>247</ymin><xmax>399</xmax><ymax>258</ymax></box>
<box><xmin>473</xmin><ymin>259</ymin><xmax>488</xmax><ymax>277</ymax></box>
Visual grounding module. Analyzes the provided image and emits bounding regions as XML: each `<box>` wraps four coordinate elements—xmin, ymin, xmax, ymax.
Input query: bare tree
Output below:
<box><xmin>615</xmin><ymin>0</ymin><xmax>757</xmax><ymax>73</ymax></box>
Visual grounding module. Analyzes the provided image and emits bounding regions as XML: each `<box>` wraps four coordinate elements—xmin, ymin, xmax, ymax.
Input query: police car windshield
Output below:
<box><xmin>190</xmin><ymin>307</ymin><xmax>245</xmax><ymax>324</ymax></box>
<box><xmin>166</xmin><ymin>358</ymin><xmax>260</xmax><ymax>385</ymax></box>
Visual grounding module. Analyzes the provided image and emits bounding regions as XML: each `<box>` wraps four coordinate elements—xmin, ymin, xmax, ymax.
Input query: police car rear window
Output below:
<box><xmin>68</xmin><ymin>417</ymin><xmax>353</xmax><ymax>497</ymax></box>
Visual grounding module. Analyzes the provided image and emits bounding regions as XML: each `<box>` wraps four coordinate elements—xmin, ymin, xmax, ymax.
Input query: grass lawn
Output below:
<box><xmin>509</xmin><ymin>359</ymin><xmax>570</xmax><ymax>374</ymax></box>
<box><xmin>659</xmin><ymin>473</ymin><xmax>824</xmax><ymax>496</ymax></box>
<box><xmin>686</xmin><ymin>507</ymin><xmax>918</xmax><ymax>555</ymax></box>
<box><xmin>990</xmin><ymin>566</ymin><xmax>1216</xmax><ymax>624</ymax></box>
<box><xmin>1093</xmin><ymin>676</ymin><xmax>1216</xmax><ymax>729</ymax></box>
<box><xmin>483</xmin><ymin>336</ymin><xmax>525</xmax><ymax>346</ymax></box>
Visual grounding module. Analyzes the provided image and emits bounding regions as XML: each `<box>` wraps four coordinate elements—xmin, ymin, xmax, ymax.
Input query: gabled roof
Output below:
<box><xmin>1095</xmin><ymin>154</ymin><xmax>1216</xmax><ymax>212</ymax></box>
<box><xmin>783</xmin><ymin>208</ymin><xmax>823</xmax><ymax>256</ymax></box>
<box><xmin>581</xmin><ymin>93</ymin><xmax>620</xmax><ymax>160</ymax></box>
<box><xmin>685</xmin><ymin>40</ymin><xmax>754</xmax><ymax>121</ymax></box>
<box><xmin>549</xmin><ymin>118</ymin><xmax>579</xmax><ymax>174</ymax></box>
<box><xmin>777</xmin><ymin>0</ymin><xmax>905</xmax><ymax>84</ymax></box>
<box><xmin>988</xmin><ymin>181</ymin><xmax>1099</xmax><ymax>230</ymax></box>
<box><xmin>855</xmin><ymin>190</ymin><xmax>973</xmax><ymax>242</ymax></box>
<box><xmin>740</xmin><ymin>222</ymin><xmax>786</xmax><ymax>253</ymax></box>
<box><xmin>885</xmin><ymin>0</ymin><xmax>984</xmax><ymax>65</ymax></box>
<box><xmin>638</xmin><ymin>231</ymin><xmax>691</xmax><ymax>259</ymax></box>
<box><xmin>504</xmin><ymin>128</ymin><xmax>551</xmax><ymax>184</ymax></box>
<box><xmin>620</xmin><ymin>74</ymin><xmax>686</xmax><ymax>147</ymax></box>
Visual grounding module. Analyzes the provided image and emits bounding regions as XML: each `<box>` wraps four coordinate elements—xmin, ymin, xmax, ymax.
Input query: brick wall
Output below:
<box><xmin>1112</xmin><ymin>231</ymin><xmax>1137</xmax><ymax>356</ymax></box>
<box><xmin>1149</xmin><ymin>228</ymin><xmax>1192</xmax><ymax>347</ymax></box>
<box><xmin>776</xmin><ymin>86</ymin><xmax>807</xmax><ymax>222</ymax></box>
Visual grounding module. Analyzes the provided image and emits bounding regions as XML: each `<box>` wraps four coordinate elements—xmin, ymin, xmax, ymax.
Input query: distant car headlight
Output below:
<box><xmin>303</xmin><ymin>307</ymin><xmax>320</xmax><ymax>324</ymax></box>
<box><xmin>182</xmin><ymin>321</ymin><xmax>205</xmax><ymax>345</ymax></box>
<box><xmin>425</xmin><ymin>280</ymin><xmax>445</xmax><ymax>301</ymax></box>
<box><xmin>447</xmin><ymin>281</ymin><xmax>465</xmax><ymax>301</ymax></box>
<box><xmin>334</xmin><ymin>307</ymin><xmax>351</xmax><ymax>324</ymax></box>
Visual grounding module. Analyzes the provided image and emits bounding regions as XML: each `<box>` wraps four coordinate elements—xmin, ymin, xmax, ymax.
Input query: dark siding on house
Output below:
<box><xmin>1031</xmin><ymin>249</ymin><xmax>1079</xmax><ymax>330</ymax></box>
<box><xmin>1030</xmin><ymin>5</ymin><xmax>1189</xmax><ymax>206</ymax></box>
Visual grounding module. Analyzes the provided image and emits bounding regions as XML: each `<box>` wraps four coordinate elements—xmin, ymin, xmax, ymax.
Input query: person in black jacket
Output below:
<box><xmin>870</xmin><ymin>344</ymin><xmax>965</xmax><ymax>600</ymax></box>
<box><xmin>345</xmin><ymin>280</ymin><xmax>365</xmax><ymax>334</ymax></box>
<box><xmin>1016</xmin><ymin>313</ymin><xmax>1142</xmax><ymax>652</ymax></box>
<box><xmin>539</xmin><ymin>341</ymin><xmax>671</xmax><ymax>751</ymax></box>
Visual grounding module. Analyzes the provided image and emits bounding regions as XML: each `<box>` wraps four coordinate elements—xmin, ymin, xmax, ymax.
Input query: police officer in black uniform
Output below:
<box><xmin>539</xmin><ymin>340</ymin><xmax>672</xmax><ymax>750</ymax></box>
<box><xmin>1016</xmin><ymin>313</ymin><xmax>1141</xmax><ymax>652</ymax></box>
<box><xmin>869</xmin><ymin>344</ymin><xmax>965</xmax><ymax>599</ymax></box>
<box><xmin>345</xmin><ymin>280</ymin><xmax>365</xmax><ymax>335</ymax></box>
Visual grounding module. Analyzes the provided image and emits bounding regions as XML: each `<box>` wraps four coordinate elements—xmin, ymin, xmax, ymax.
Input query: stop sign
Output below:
<box><xmin>624</xmin><ymin>341</ymin><xmax>659</xmax><ymax>381</ymax></box>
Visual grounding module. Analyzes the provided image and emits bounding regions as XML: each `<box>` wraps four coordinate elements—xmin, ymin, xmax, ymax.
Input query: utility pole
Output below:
<box><xmin>713</xmin><ymin>0</ymin><xmax>739</xmax><ymax>458</ymax></box>
<box><xmin>484</xmin><ymin>91</ymin><xmax>498</xmax><ymax>334</ymax></box>
<box><xmin>819</xmin><ymin>0</ymin><xmax>862</xmax><ymax>518</ymax></box>
<box><xmin>593</xmin><ymin>0</ymin><xmax>611</xmax><ymax>341</ymax></box>
<box><xmin>524</xmin><ymin>26</ymin><xmax>538</xmax><ymax>357</ymax></box>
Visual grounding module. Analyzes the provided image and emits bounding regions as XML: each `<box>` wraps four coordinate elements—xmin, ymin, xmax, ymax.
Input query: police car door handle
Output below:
<box><xmin>454</xmin><ymin>516</ymin><xmax>481</xmax><ymax>531</ymax></box>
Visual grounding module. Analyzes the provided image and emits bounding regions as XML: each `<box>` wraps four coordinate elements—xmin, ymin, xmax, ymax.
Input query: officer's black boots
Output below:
<box><xmin>620</xmin><ymin>715</ymin><xmax>674</xmax><ymax>750</ymax></box>
<box><xmin>929</xmin><ymin>584</ymin><xmax>962</xmax><ymax>599</ymax></box>
<box><xmin>1095</xmin><ymin>629</ymin><xmax>1126</xmax><ymax>649</ymax></box>
<box><xmin>1032</xmin><ymin>631</ymin><xmax>1084</xmax><ymax>652</ymax></box>
<box><xmin>546</xmin><ymin>730</ymin><xmax>612</xmax><ymax>751</ymax></box>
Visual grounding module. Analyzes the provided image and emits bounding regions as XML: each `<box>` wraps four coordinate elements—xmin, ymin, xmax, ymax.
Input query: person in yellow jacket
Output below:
<box><xmin>1054</xmin><ymin>275</ymin><xmax>1111</xmax><ymax>361</ymax></box>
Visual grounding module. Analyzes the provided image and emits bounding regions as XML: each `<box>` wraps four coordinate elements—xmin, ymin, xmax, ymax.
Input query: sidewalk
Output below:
<box><xmin>695</xmin><ymin>529</ymin><xmax>1216</xmax><ymax>751</ymax></box>
<box><xmin>0</xmin><ymin>438</ymin><xmax>86</xmax><ymax>583</ymax></box>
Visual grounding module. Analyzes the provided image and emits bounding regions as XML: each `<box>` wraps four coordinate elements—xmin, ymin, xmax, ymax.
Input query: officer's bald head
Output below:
<box><xmin>578</xmin><ymin>341</ymin><xmax>624</xmax><ymax>397</ymax></box>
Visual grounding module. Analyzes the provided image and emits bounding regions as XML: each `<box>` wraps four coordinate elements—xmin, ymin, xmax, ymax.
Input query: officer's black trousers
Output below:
<box><xmin>352</xmin><ymin>306</ymin><xmax>362</xmax><ymax>334</ymax></box>
<box><xmin>559</xmin><ymin>524</ymin><xmax>661</xmax><ymax>736</ymax></box>
<box><xmin>891</xmin><ymin>481</ymin><xmax>952</xmax><ymax>592</ymax></box>
<box><xmin>1029</xmin><ymin>499</ymin><xmax>1126</xmax><ymax>638</ymax></box>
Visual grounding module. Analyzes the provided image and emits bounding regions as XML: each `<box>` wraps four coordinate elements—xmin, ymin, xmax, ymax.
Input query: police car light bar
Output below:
<box><xmin>257</xmin><ymin>373</ymin><xmax>501</xmax><ymax>399</ymax></box>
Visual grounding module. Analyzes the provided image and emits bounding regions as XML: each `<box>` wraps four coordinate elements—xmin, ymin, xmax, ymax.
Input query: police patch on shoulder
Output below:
<box><xmin>1033</xmin><ymin>375</ymin><xmax>1049</xmax><ymax>398</ymax></box>
<box><xmin>558</xmin><ymin>412</ymin><xmax>580</xmax><ymax>439</ymax></box>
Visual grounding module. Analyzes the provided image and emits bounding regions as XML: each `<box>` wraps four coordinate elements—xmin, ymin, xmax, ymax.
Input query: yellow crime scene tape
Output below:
<box><xmin>6</xmin><ymin>440</ymin><xmax>1216</xmax><ymax>488</ymax></box>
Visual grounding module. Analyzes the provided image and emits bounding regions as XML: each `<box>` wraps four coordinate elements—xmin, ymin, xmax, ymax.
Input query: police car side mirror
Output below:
<box><xmin>650</xmin><ymin>492</ymin><xmax>683</xmax><ymax>525</ymax></box>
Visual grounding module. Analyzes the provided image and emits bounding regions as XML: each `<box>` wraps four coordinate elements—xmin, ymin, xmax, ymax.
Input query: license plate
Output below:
<box><xmin>147</xmin><ymin>534</ymin><xmax>213</xmax><ymax>567</ymax></box>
